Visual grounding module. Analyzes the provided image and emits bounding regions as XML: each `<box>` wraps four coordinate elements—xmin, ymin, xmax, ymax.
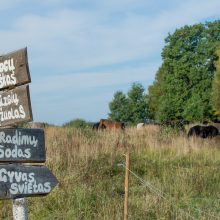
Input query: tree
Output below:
<box><xmin>108</xmin><ymin>91</ymin><xmax>128</xmax><ymax>122</ymax></box>
<box><xmin>148</xmin><ymin>64</ymin><xmax>168</xmax><ymax>120</ymax></box>
<box><xmin>148</xmin><ymin>20</ymin><xmax>220</xmax><ymax>123</ymax></box>
<box><xmin>108</xmin><ymin>83</ymin><xmax>149</xmax><ymax>124</ymax></box>
<box><xmin>212</xmin><ymin>47</ymin><xmax>220</xmax><ymax>119</ymax></box>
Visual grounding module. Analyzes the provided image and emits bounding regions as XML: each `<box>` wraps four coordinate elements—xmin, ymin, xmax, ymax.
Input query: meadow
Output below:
<box><xmin>0</xmin><ymin>125</ymin><xmax>219</xmax><ymax>219</ymax></box>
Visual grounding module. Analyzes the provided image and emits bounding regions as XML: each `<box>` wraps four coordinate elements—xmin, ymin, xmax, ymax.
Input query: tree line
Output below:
<box><xmin>109</xmin><ymin>20</ymin><xmax>220</xmax><ymax>125</ymax></box>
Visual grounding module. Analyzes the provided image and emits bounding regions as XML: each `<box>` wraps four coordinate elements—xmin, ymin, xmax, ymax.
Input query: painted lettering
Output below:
<box><xmin>0</xmin><ymin>168</ymin><xmax>7</xmax><ymax>182</ymax></box>
<box><xmin>8</xmin><ymin>181</ymin><xmax>52</xmax><ymax>195</ymax></box>
<box><xmin>0</xmin><ymin>58</ymin><xmax>15</xmax><ymax>74</ymax></box>
<box><xmin>0</xmin><ymin>92</ymin><xmax>19</xmax><ymax>108</ymax></box>
<box><xmin>0</xmin><ymin>105</ymin><xmax>26</xmax><ymax>123</ymax></box>
<box><xmin>0</xmin><ymin>58</ymin><xmax>17</xmax><ymax>88</ymax></box>
<box><xmin>0</xmin><ymin>130</ymin><xmax>39</xmax><ymax>147</ymax></box>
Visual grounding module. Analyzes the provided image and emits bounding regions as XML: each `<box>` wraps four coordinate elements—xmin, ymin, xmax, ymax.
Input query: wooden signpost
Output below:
<box><xmin>0</xmin><ymin>128</ymin><xmax>45</xmax><ymax>162</ymax></box>
<box><xmin>0</xmin><ymin>48</ymin><xmax>58</xmax><ymax>220</ymax></box>
<box><xmin>0</xmin><ymin>48</ymin><xmax>31</xmax><ymax>90</ymax></box>
<box><xmin>0</xmin><ymin>164</ymin><xmax>58</xmax><ymax>199</ymax></box>
<box><xmin>0</xmin><ymin>85</ymin><xmax>33</xmax><ymax>127</ymax></box>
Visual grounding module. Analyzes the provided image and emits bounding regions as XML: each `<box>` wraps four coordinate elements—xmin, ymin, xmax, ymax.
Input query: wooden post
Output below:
<box><xmin>124</xmin><ymin>151</ymin><xmax>130</xmax><ymax>220</ymax></box>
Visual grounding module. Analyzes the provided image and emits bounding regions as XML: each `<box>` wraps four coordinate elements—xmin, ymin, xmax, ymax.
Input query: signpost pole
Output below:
<box><xmin>12</xmin><ymin>198</ymin><xmax>28</xmax><ymax>220</ymax></box>
<box><xmin>5</xmin><ymin>124</ymin><xmax>29</xmax><ymax>220</ymax></box>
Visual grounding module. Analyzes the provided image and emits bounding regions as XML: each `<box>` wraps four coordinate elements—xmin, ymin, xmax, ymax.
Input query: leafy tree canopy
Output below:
<box><xmin>108</xmin><ymin>83</ymin><xmax>149</xmax><ymax>124</ymax></box>
<box><xmin>148</xmin><ymin>20</ymin><xmax>220</xmax><ymax>123</ymax></box>
<box><xmin>212</xmin><ymin>47</ymin><xmax>220</xmax><ymax>119</ymax></box>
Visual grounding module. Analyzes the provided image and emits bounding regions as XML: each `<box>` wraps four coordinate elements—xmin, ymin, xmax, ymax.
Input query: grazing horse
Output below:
<box><xmin>137</xmin><ymin>123</ymin><xmax>145</xmax><ymax>130</ymax></box>
<box><xmin>98</xmin><ymin>119</ymin><xmax>125</xmax><ymax>130</ymax></box>
<box><xmin>187</xmin><ymin>125</ymin><xmax>219</xmax><ymax>138</ymax></box>
<box><xmin>92</xmin><ymin>122</ymin><xmax>100</xmax><ymax>130</ymax></box>
<box><xmin>92</xmin><ymin>122</ymin><xmax>106</xmax><ymax>130</ymax></box>
<box><xmin>202</xmin><ymin>125</ymin><xmax>219</xmax><ymax>138</ymax></box>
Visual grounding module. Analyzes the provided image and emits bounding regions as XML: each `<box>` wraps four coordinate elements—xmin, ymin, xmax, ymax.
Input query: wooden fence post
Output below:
<box><xmin>124</xmin><ymin>150</ymin><xmax>130</xmax><ymax>220</ymax></box>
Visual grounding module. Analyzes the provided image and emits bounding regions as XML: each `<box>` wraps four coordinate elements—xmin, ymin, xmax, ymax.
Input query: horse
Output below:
<box><xmin>92</xmin><ymin>122</ymin><xmax>106</xmax><ymax>130</ymax></box>
<box><xmin>137</xmin><ymin>123</ymin><xmax>145</xmax><ymax>130</ymax></box>
<box><xmin>98</xmin><ymin>119</ymin><xmax>125</xmax><ymax>130</ymax></box>
<box><xmin>137</xmin><ymin>120</ymin><xmax>160</xmax><ymax>130</ymax></box>
<box><xmin>204</xmin><ymin>125</ymin><xmax>219</xmax><ymax>138</ymax></box>
<box><xmin>92</xmin><ymin>122</ymin><xmax>100</xmax><ymax>130</ymax></box>
<box><xmin>187</xmin><ymin>125</ymin><xmax>219</xmax><ymax>138</ymax></box>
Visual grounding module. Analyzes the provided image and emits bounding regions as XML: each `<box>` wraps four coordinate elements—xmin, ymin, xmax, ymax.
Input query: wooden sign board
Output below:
<box><xmin>0</xmin><ymin>84</ymin><xmax>33</xmax><ymax>127</ymax></box>
<box><xmin>0</xmin><ymin>164</ymin><xmax>58</xmax><ymax>199</ymax></box>
<box><xmin>0</xmin><ymin>48</ymin><xmax>31</xmax><ymax>90</ymax></box>
<box><xmin>0</xmin><ymin>128</ymin><xmax>45</xmax><ymax>162</ymax></box>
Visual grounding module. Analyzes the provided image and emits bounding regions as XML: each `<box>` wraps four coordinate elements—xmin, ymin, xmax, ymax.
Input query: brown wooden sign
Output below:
<box><xmin>0</xmin><ymin>128</ymin><xmax>45</xmax><ymax>162</ymax></box>
<box><xmin>0</xmin><ymin>164</ymin><xmax>58</xmax><ymax>199</ymax></box>
<box><xmin>0</xmin><ymin>48</ymin><xmax>31</xmax><ymax>90</ymax></box>
<box><xmin>0</xmin><ymin>84</ymin><xmax>33</xmax><ymax>127</ymax></box>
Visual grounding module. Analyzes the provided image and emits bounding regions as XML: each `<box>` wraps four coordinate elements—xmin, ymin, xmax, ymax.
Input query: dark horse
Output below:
<box><xmin>92</xmin><ymin>122</ymin><xmax>100</xmax><ymax>130</ymax></box>
<box><xmin>92</xmin><ymin>122</ymin><xmax>106</xmax><ymax>130</ymax></box>
<box><xmin>98</xmin><ymin>119</ymin><xmax>125</xmax><ymax>130</ymax></box>
<box><xmin>187</xmin><ymin>125</ymin><xmax>219</xmax><ymax>138</ymax></box>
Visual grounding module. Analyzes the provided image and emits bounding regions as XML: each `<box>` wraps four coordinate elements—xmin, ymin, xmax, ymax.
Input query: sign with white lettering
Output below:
<box><xmin>0</xmin><ymin>128</ymin><xmax>45</xmax><ymax>162</ymax></box>
<box><xmin>0</xmin><ymin>164</ymin><xmax>58</xmax><ymax>199</ymax></box>
<box><xmin>0</xmin><ymin>84</ymin><xmax>33</xmax><ymax>127</ymax></box>
<box><xmin>0</xmin><ymin>48</ymin><xmax>31</xmax><ymax>90</ymax></box>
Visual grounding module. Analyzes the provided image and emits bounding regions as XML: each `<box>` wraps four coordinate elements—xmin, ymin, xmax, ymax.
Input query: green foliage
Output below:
<box><xmin>108</xmin><ymin>83</ymin><xmax>149</xmax><ymax>124</ymax></box>
<box><xmin>148</xmin><ymin>65</ymin><xmax>167</xmax><ymax>119</ymax></box>
<box><xmin>108</xmin><ymin>91</ymin><xmax>128</xmax><ymax>121</ymax></box>
<box><xmin>63</xmin><ymin>118</ymin><xmax>91</xmax><ymax>129</ymax></box>
<box><xmin>148</xmin><ymin>20</ymin><xmax>220</xmax><ymax>123</ymax></box>
<box><xmin>212</xmin><ymin>47</ymin><xmax>220</xmax><ymax>119</ymax></box>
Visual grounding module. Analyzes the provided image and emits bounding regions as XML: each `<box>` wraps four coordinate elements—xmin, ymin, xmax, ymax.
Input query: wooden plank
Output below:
<box><xmin>0</xmin><ymin>128</ymin><xmax>45</xmax><ymax>163</ymax></box>
<box><xmin>0</xmin><ymin>48</ymin><xmax>31</xmax><ymax>90</ymax></box>
<box><xmin>0</xmin><ymin>85</ymin><xmax>33</xmax><ymax>127</ymax></box>
<box><xmin>0</xmin><ymin>164</ymin><xmax>58</xmax><ymax>199</ymax></box>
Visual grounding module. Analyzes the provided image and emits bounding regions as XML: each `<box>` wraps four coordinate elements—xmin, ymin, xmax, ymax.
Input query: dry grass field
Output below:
<box><xmin>0</xmin><ymin>125</ymin><xmax>219</xmax><ymax>219</ymax></box>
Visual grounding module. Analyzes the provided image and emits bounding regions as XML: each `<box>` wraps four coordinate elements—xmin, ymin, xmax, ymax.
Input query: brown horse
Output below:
<box><xmin>98</xmin><ymin>119</ymin><xmax>125</xmax><ymax>130</ymax></box>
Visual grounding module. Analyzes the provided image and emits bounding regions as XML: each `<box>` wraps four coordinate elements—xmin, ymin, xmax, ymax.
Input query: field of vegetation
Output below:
<box><xmin>0</xmin><ymin>125</ymin><xmax>219</xmax><ymax>219</ymax></box>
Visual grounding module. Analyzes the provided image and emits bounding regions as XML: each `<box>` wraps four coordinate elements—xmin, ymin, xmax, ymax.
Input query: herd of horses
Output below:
<box><xmin>93</xmin><ymin>119</ymin><xmax>220</xmax><ymax>139</ymax></box>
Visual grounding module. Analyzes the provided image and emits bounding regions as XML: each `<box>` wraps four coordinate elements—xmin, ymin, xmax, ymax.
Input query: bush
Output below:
<box><xmin>63</xmin><ymin>119</ymin><xmax>91</xmax><ymax>129</ymax></box>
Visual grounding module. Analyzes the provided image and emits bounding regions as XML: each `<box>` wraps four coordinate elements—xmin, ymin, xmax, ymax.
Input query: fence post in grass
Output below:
<box><xmin>124</xmin><ymin>150</ymin><xmax>130</xmax><ymax>220</ymax></box>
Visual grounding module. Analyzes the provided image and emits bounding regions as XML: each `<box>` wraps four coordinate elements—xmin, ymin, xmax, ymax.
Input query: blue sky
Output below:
<box><xmin>0</xmin><ymin>0</ymin><xmax>219</xmax><ymax>125</ymax></box>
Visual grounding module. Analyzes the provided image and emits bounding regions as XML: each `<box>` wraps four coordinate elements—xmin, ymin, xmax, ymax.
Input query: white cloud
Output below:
<box><xmin>30</xmin><ymin>63</ymin><xmax>158</xmax><ymax>95</ymax></box>
<box><xmin>152</xmin><ymin>0</ymin><xmax>220</xmax><ymax>32</ymax></box>
<box><xmin>0</xmin><ymin>0</ymin><xmax>219</xmax><ymax>71</ymax></box>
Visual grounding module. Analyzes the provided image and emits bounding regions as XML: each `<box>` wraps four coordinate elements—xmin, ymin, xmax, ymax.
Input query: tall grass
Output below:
<box><xmin>0</xmin><ymin>126</ymin><xmax>219</xmax><ymax>219</ymax></box>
